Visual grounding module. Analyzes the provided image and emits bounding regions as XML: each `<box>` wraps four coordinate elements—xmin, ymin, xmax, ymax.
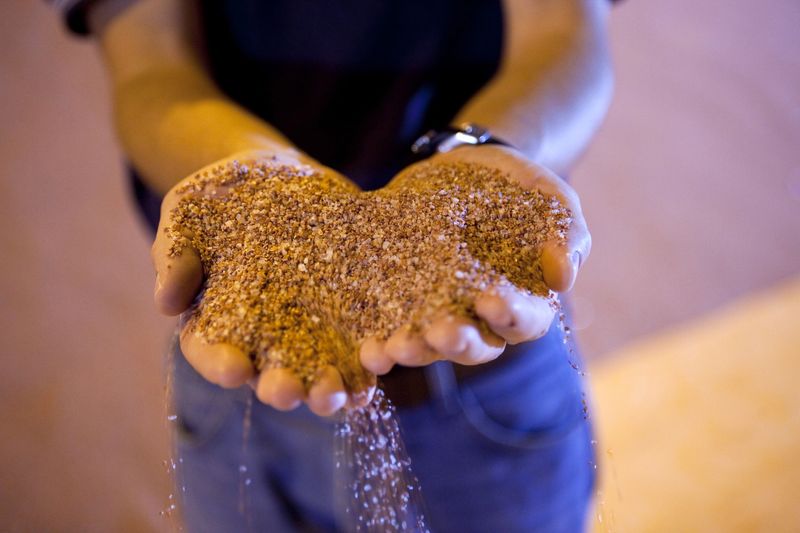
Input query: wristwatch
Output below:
<box><xmin>410</xmin><ymin>123</ymin><xmax>510</xmax><ymax>159</ymax></box>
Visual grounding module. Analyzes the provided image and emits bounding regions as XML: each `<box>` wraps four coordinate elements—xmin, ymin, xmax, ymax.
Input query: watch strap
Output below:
<box><xmin>411</xmin><ymin>123</ymin><xmax>510</xmax><ymax>159</ymax></box>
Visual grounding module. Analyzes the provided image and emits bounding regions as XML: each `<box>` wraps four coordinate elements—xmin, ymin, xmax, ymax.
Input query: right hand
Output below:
<box><xmin>151</xmin><ymin>149</ymin><xmax>366</xmax><ymax>417</ymax></box>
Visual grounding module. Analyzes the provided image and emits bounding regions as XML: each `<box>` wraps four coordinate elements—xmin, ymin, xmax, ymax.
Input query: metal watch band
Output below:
<box><xmin>410</xmin><ymin>123</ymin><xmax>510</xmax><ymax>159</ymax></box>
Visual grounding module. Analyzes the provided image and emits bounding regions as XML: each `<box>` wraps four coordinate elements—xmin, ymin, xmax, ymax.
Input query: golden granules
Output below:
<box><xmin>167</xmin><ymin>158</ymin><xmax>570</xmax><ymax>394</ymax></box>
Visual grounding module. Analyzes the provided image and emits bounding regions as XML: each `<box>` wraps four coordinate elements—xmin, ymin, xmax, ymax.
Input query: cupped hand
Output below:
<box><xmin>152</xmin><ymin>150</ymin><xmax>366</xmax><ymax>416</ymax></box>
<box><xmin>360</xmin><ymin>144</ymin><xmax>590</xmax><ymax>375</ymax></box>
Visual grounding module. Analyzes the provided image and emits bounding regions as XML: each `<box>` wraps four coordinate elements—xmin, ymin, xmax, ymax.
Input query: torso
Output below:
<box><xmin>197</xmin><ymin>0</ymin><xmax>504</xmax><ymax>189</ymax></box>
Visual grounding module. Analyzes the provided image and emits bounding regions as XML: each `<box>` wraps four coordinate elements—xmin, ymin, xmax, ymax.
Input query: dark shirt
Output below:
<box><xmin>199</xmin><ymin>1</ymin><xmax>503</xmax><ymax>190</ymax></box>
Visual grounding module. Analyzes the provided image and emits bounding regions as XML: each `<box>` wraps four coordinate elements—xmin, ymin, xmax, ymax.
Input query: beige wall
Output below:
<box><xmin>0</xmin><ymin>2</ymin><xmax>173</xmax><ymax>530</ymax></box>
<box><xmin>572</xmin><ymin>0</ymin><xmax>800</xmax><ymax>356</ymax></box>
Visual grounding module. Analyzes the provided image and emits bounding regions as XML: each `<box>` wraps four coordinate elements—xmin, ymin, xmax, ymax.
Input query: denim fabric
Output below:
<box><xmin>171</xmin><ymin>322</ymin><xmax>595</xmax><ymax>532</ymax></box>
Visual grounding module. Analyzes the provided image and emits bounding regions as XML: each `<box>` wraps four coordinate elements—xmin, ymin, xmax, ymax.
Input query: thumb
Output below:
<box><xmin>151</xmin><ymin>188</ymin><xmax>204</xmax><ymax>316</ymax></box>
<box><xmin>541</xmin><ymin>213</ymin><xmax>591</xmax><ymax>292</ymax></box>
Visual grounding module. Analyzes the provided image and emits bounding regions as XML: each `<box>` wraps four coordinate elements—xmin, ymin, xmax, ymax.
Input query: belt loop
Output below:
<box><xmin>424</xmin><ymin>361</ymin><xmax>460</xmax><ymax>415</ymax></box>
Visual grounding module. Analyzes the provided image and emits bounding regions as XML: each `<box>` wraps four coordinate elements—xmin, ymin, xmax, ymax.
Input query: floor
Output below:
<box><xmin>590</xmin><ymin>277</ymin><xmax>800</xmax><ymax>532</ymax></box>
<box><xmin>0</xmin><ymin>0</ymin><xmax>798</xmax><ymax>530</ymax></box>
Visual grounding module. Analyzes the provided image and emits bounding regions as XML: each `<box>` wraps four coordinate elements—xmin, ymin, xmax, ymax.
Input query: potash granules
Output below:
<box><xmin>167</xmin><ymin>157</ymin><xmax>571</xmax><ymax>532</ymax></box>
<box><xmin>168</xmin><ymin>157</ymin><xmax>570</xmax><ymax>393</ymax></box>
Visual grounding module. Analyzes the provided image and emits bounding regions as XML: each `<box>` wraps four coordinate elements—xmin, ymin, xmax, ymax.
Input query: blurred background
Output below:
<box><xmin>1</xmin><ymin>0</ymin><xmax>798</xmax><ymax>531</ymax></box>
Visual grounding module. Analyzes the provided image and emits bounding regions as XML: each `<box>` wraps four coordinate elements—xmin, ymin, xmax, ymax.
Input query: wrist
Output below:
<box><xmin>426</xmin><ymin>142</ymin><xmax>523</xmax><ymax>166</ymax></box>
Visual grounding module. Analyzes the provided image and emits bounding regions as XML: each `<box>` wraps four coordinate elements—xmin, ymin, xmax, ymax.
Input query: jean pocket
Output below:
<box><xmin>456</xmin><ymin>341</ymin><xmax>587</xmax><ymax>451</ymax></box>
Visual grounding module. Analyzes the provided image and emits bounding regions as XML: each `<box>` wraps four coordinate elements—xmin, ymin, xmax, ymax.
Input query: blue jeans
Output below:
<box><xmin>171</xmin><ymin>322</ymin><xmax>595</xmax><ymax>532</ymax></box>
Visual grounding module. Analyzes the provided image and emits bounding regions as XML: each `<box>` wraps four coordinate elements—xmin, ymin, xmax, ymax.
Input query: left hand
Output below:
<box><xmin>359</xmin><ymin>144</ymin><xmax>591</xmax><ymax>375</ymax></box>
<box><xmin>430</xmin><ymin>144</ymin><xmax>592</xmax><ymax>292</ymax></box>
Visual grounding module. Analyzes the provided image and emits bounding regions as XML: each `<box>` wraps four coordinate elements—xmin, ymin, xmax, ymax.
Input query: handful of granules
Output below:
<box><xmin>167</xmin><ymin>158</ymin><xmax>571</xmax><ymax>395</ymax></box>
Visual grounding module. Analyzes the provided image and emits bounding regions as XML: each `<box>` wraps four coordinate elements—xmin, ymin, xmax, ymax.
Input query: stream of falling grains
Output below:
<box><xmin>161</xmin><ymin>332</ymin><xmax>183</xmax><ymax>531</ymax></box>
<box><xmin>334</xmin><ymin>389</ymin><xmax>429</xmax><ymax>532</ymax></box>
<box><xmin>554</xmin><ymin>302</ymin><xmax>620</xmax><ymax>531</ymax></box>
<box><xmin>161</xmin><ymin>157</ymin><xmax>574</xmax><ymax>529</ymax></box>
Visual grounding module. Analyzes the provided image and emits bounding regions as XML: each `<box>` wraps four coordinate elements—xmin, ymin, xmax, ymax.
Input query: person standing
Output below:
<box><xmin>59</xmin><ymin>0</ymin><xmax>614</xmax><ymax>530</ymax></box>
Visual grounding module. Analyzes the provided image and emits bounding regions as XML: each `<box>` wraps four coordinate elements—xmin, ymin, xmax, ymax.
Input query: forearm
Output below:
<box><xmin>456</xmin><ymin>0</ymin><xmax>614</xmax><ymax>174</ymax></box>
<box><xmin>110</xmin><ymin>65</ymin><xmax>299</xmax><ymax>194</ymax></box>
<box><xmin>96</xmin><ymin>0</ymin><xmax>300</xmax><ymax>195</ymax></box>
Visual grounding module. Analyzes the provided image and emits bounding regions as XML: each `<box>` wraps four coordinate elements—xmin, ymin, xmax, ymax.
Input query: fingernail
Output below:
<box><xmin>571</xmin><ymin>251</ymin><xmax>582</xmax><ymax>270</ymax></box>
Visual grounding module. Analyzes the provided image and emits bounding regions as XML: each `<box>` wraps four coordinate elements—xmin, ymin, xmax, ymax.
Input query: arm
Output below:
<box><xmin>96</xmin><ymin>0</ymin><xmax>353</xmax><ymax>415</ymax></box>
<box><xmin>453</xmin><ymin>0</ymin><xmax>612</xmax><ymax>290</ymax></box>
<box><xmin>456</xmin><ymin>0</ymin><xmax>614</xmax><ymax>175</ymax></box>
<box><xmin>360</xmin><ymin>0</ymin><xmax>613</xmax><ymax>375</ymax></box>
<box><xmin>96</xmin><ymin>0</ymin><xmax>307</xmax><ymax>195</ymax></box>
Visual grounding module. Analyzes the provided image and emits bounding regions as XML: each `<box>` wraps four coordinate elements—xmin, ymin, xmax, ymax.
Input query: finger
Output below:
<box><xmin>475</xmin><ymin>289</ymin><xmax>555</xmax><ymax>345</ymax></box>
<box><xmin>383</xmin><ymin>326</ymin><xmax>439</xmax><ymax>367</ymax></box>
<box><xmin>359</xmin><ymin>337</ymin><xmax>394</xmax><ymax>375</ymax></box>
<box><xmin>423</xmin><ymin>315</ymin><xmax>506</xmax><ymax>366</ymax></box>
<box><xmin>345</xmin><ymin>370</ymin><xmax>378</xmax><ymax>409</ymax></box>
<box><xmin>348</xmin><ymin>381</ymin><xmax>377</xmax><ymax>409</ymax></box>
<box><xmin>541</xmin><ymin>244</ymin><xmax>576</xmax><ymax>293</ymax></box>
<box><xmin>256</xmin><ymin>367</ymin><xmax>305</xmax><ymax>411</ymax></box>
<box><xmin>307</xmin><ymin>366</ymin><xmax>348</xmax><ymax>417</ymax></box>
<box><xmin>531</xmin><ymin>171</ymin><xmax>591</xmax><ymax>293</ymax></box>
<box><xmin>180</xmin><ymin>330</ymin><xmax>253</xmax><ymax>388</ymax></box>
<box><xmin>152</xmin><ymin>189</ymin><xmax>204</xmax><ymax>315</ymax></box>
